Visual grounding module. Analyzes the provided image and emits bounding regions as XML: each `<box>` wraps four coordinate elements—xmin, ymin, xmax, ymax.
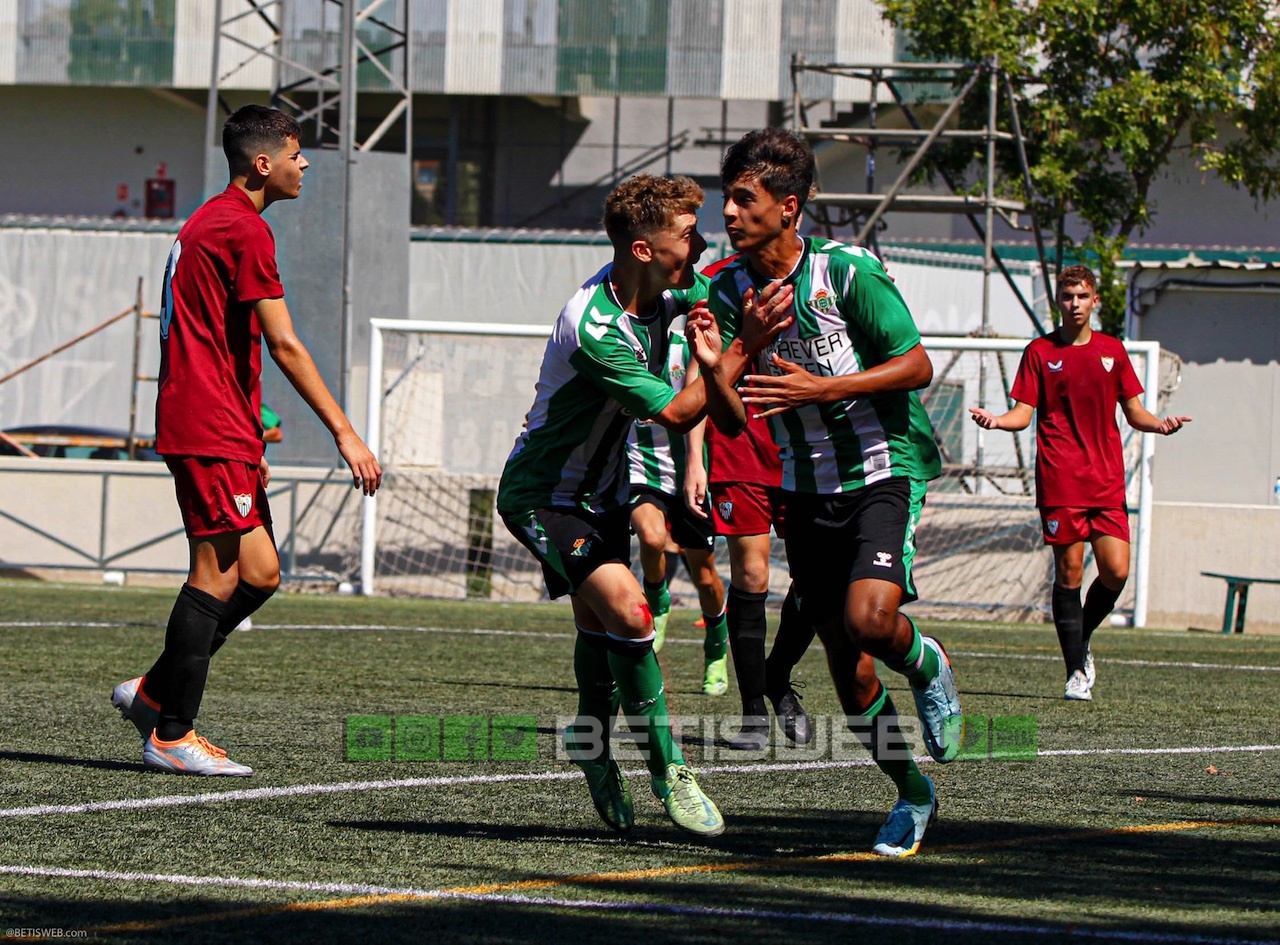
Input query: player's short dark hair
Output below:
<box><xmin>720</xmin><ymin>128</ymin><xmax>816</xmax><ymax>213</ymax></box>
<box><xmin>1058</xmin><ymin>265</ymin><xmax>1098</xmax><ymax>294</ymax></box>
<box><xmin>603</xmin><ymin>174</ymin><xmax>704</xmax><ymax>247</ymax></box>
<box><xmin>223</xmin><ymin>105</ymin><xmax>302</xmax><ymax>176</ymax></box>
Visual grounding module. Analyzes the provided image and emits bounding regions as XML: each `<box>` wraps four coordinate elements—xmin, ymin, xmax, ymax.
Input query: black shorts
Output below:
<box><xmin>629</xmin><ymin>486</ymin><xmax>715</xmax><ymax>553</ymax></box>
<box><xmin>501</xmin><ymin>506</ymin><xmax>631</xmax><ymax>600</ymax></box>
<box><xmin>783</xmin><ymin>477</ymin><xmax>926</xmax><ymax>625</ymax></box>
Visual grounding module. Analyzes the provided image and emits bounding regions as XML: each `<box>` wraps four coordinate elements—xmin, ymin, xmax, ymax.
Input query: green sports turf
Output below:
<box><xmin>0</xmin><ymin>579</ymin><xmax>1278</xmax><ymax>944</ymax></box>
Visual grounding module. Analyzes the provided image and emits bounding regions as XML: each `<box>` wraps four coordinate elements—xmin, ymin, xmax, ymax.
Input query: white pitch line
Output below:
<box><xmin>0</xmin><ymin>863</ymin><xmax>433</xmax><ymax>898</ymax></box>
<box><xmin>4</xmin><ymin>621</ymin><xmax>1277</xmax><ymax>671</ymax></box>
<box><xmin>961</xmin><ymin>651</ymin><xmax>1280</xmax><ymax>672</ymax></box>
<box><xmin>0</xmin><ymin>864</ymin><xmax>1275</xmax><ymax>945</ymax></box>
<box><xmin>3</xmin><ymin>745</ymin><xmax>1279</xmax><ymax>821</ymax></box>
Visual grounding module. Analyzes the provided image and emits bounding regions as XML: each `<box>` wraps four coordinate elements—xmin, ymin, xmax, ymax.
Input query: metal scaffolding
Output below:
<box><xmin>790</xmin><ymin>57</ymin><xmax>1053</xmax><ymax>339</ymax></box>
<box><xmin>202</xmin><ymin>0</ymin><xmax>412</xmax><ymax>411</ymax></box>
<box><xmin>790</xmin><ymin>58</ymin><xmax>1058</xmax><ymax>491</ymax></box>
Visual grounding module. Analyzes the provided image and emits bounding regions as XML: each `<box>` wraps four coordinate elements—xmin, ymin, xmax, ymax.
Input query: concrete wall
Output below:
<box><xmin>1129</xmin><ymin>266</ymin><xmax>1280</xmax><ymax>505</ymax></box>
<box><xmin>0</xmin><ymin>457</ymin><xmax>365</xmax><ymax>583</ymax></box>
<box><xmin>1149</xmin><ymin>502</ymin><xmax>1280</xmax><ymax>632</ymax></box>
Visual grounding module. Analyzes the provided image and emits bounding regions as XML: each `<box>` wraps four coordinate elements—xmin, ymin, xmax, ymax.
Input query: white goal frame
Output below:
<box><xmin>360</xmin><ymin>320</ymin><xmax>1161</xmax><ymax>627</ymax></box>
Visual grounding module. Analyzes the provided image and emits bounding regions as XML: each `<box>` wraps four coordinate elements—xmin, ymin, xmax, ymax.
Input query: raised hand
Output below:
<box><xmin>739</xmin><ymin>352</ymin><xmax>823</xmax><ymax>418</ymax></box>
<box><xmin>968</xmin><ymin>406</ymin><xmax>1000</xmax><ymax>430</ymax></box>
<box><xmin>740</xmin><ymin>282</ymin><xmax>795</xmax><ymax>355</ymax></box>
<box><xmin>685</xmin><ymin>300</ymin><xmax>723</xmax><ymax>370</ymax></box>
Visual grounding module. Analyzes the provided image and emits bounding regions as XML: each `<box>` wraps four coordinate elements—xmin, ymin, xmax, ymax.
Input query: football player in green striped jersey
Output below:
<box><xmin>498</xmin><ymin>174</ymin><xmax>792</xmax><ymax>838</ymax></box>
<box><xmin>690</xmin><ymin>129</ymin><xmax>963</xmax><ymax>857</ymax></box>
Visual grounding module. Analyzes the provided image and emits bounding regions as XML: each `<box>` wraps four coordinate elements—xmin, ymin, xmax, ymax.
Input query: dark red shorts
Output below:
<box><xmin>708</xmin><ymin>481</ymin><xmax>786</xmax><ymax>538</ymax></box>
<box><xmin>165</xmin><ymin>456</ymin><xmax>271</xmax><ymax>538</ymax></box>
<box><xmin>1040</xmin><ymin>506</ymin><xmax>1129</xmax><ymax>545</ymax></box>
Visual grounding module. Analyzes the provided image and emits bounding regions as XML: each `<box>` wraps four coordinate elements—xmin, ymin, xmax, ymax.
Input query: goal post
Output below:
<box><xmin>361</xmin><ymin>319</ymin><xmax>1170</xmax><ymax>626</ymax></box>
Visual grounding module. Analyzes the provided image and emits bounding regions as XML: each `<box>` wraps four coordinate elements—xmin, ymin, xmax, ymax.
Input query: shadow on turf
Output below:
<box><xmin>5</xmin><ymin>824</ymin><xmax>1279</xmax><ymax>944</ymax></box>
<box><xmin>0</xmin><ymin>750</ymin><xmax>145</xmax><ymax>773</ymax></box>
<box><xmin>1109</xmin><ymin>789</ymin><xmax>1280</xmax><ymax>810</ymax></box>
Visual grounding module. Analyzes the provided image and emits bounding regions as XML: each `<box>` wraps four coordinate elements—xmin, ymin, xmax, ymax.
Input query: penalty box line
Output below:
<box><xmin>6</xmin><ymin>815</ymin><xmax>1280</xmax><ymax>945</ymax></box>
<box><xmin>2</xmin><ymin>744</ymin><xmax>1280</xmax><ymax>821</ymax></box>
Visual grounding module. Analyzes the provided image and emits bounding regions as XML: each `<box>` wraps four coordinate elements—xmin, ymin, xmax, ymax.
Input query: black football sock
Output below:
<box><xmin>727</xmin><ymin>586</ymin><xmax>768</xmax><ymax>720</ymax></box>
<box><xmin>148</xmin><ymin>584</ymin><xmax>229</xmax><ymax>741</ymax></box>
<box><xmin>1052</xmin><ymin>583</ymin><xmax>1085</xmax><ymax>675</ymax></box>
<box><xmin>1082</xmin><ymin>578</ymin><xmax>1123</xmax><ymax>646</ymax></box>
<box><xmin>765</xmin><ymin>585</ymin><xmax>816</xmax><ymax>698</ymax></box>
<box><xmin>209</xmin><ymin>580</ymin><xmax>275</xmax><ymax>656</ymax></box>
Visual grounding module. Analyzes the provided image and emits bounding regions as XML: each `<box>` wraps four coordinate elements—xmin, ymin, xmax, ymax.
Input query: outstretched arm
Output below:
<box><xmin>1120</xmin><ymin>396</ymin><xmax>1191</xmax><ymax>435</ymax></box>
<box><xmin>256</xmin><ymin>297</ymin><xmax>383</xmax><ymax>495</ymax></box>
<box><xmin>969</xmin><ymin>401</ymin><xmax>1035</xmax><ymax>432</ymax></box>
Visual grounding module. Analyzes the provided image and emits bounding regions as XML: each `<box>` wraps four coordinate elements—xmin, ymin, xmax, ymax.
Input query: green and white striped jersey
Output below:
<box><xmin>709</xmin><ymin>238</ymin><xmax>941</xmax><ymax>494</ymax></box>
<box><xmin>626</xmin><ymin>321</ymin><xmax>695</xmax><ymax>496</ymax></box>
<box><xmin>498</xmin><ymin>266</ymin><xmax>709</xmax><ymax>515</ymax></box>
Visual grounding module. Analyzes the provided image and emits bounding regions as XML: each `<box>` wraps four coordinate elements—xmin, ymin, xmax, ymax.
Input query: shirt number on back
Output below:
<box><xmin>159</xmin><ymin>240</ymin><xmax>182</xmax><ymax>340</ymax></box>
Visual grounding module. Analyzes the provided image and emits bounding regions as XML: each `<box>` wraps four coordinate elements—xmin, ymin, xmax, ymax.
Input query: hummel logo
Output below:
<box><xmin>585</xmin><ymin>323</ymin><xmax>609</xmax><ymax>341</ymax></box>
<box><xmin>873</xmin><ymin>551</ymin><xmax>893</xmax><ymax>568</ymax></box>
<box><xmin>589</xmin><ymin>307</ymin><xmax>614</xmax><ymax>324</ymax></box>
<box><xmin>1048</xmin><ymin>360</ymin><xmax>1064</xmax><ymax>372</ymax></box>
<box><xmin>1101</xmin><ymin>356</ymin><xmax>1115</xmax><ymax>373</ymax></box>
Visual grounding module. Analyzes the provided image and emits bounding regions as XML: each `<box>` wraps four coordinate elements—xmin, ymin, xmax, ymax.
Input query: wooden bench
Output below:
<box><xmin>1201</xmin><ymin>572</ymin><xmax>1280</xmax><ymax>634</ymax></box>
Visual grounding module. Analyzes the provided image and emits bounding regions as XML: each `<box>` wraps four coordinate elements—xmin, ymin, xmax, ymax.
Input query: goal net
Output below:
<box><xmin>360</xmin><ymin>320</ymin><xmax>1177</xmax><ymax>626</ymax></box>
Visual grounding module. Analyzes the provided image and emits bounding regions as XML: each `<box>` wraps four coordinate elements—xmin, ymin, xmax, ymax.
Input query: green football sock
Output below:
<box><xmin>884</xmin><ymin>617</ymin><xmax>939</xmax><ymax>688</ymax></box>
<box><xmin>702</xmin><ymin>609</ymin><xmax>728</xmax><ymax>661</ymax></box>
<box><xmin>564</xmin><ymin>630</ymin><xmax>619</xmax><ymax>764</ymax></box>
<box><xmin>849</xmin><ymin>685</ymin><xmax>932</xmax><ymax>806</ymax></box>
<box><xmin>607</xmin><ymin>646</ymin><xmax>684</xmax><ymax>778</ymax></box>
<box><xmin>643</xmin><ymin>578</ymin><xmax>671</xmax><ymax>617</ymax></box>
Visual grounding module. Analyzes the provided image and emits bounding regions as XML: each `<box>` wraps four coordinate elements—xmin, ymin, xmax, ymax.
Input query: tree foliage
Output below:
<box><xmin>879</xmin><ymin>0</ymin><xmax>1280</xmax><ymax>334</ymax></box>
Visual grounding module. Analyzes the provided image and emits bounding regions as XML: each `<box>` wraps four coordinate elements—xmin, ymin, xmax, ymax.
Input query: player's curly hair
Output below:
<box><xmin>721</xmin><ymin>128</ymin><xmax>817</xmax><ymax>213</ymax></box>
<box><xmin>1058</xmin><ymin>264</ymin><xmax>1098</xmax><ymax>293</ymax></box>
<box><xmin>603</xmin><ymin>174</ymin><xmax>704</xmax><ymax>247</ymax></box>
<box><xmin>223</xmin><ymin>105</ymin><xmax>302</xmax><ymax>177</ymax></box>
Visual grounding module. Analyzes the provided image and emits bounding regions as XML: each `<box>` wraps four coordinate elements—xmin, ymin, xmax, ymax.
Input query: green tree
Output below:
<box><xmin>880</xmin><ymin>0</ymin><xmax>1280</xmax><ymax>334</ymax></box>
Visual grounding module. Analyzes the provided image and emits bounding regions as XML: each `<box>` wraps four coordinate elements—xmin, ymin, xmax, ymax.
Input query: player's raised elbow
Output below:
<box><xmin>906</xmin><ymin>345</ymin><xmax>933</xmax><ymax>390</ymax></box>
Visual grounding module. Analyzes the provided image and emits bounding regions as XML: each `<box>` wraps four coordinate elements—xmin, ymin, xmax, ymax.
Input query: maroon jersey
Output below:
<box><xmin>1009</xmin><ymin>330</ymin><xmax>1144</xmax><ymax>508</ymax></box>
<box><xmin>698</xmin><ymin>252</ymin><xmax>784</xmax><ymax>487</ymax></box>
<box><xmin>705</xmin><ymin>411</ymin><xmax>783</xmax><ymax>487</ymax></box>
<box><xmin>156</xmin><ymin>186</ymin><xmax>284</xmax><ymax>463</ymax></box>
